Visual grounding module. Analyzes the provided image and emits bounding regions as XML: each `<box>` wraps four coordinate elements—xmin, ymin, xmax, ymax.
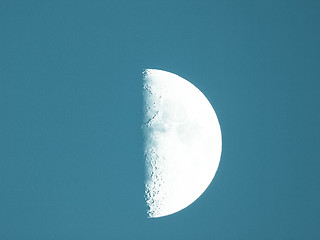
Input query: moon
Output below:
<box><xmin>142</xmin><ymin>69</ymin><xmax>222</xmax><ymax>218</ymax></box>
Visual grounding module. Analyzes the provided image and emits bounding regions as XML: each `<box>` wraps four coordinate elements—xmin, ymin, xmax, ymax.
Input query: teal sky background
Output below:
<box><xmin>1</xmin><ymin>0</ymin><xmax>319</xmax><ymax>239</ymax></box>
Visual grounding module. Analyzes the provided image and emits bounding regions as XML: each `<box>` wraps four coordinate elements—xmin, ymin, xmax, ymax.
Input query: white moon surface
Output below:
<box><xmin>143</xmin><ymin>69</ymin><xmax>222</xmax><ymax>218</ymax></box>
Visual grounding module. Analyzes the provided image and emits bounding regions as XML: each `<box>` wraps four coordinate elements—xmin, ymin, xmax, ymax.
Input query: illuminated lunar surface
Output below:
<box><xmin>143</xmin><ymin>69</ymin><xmax>222</xmax><ymax>218</ymax></box>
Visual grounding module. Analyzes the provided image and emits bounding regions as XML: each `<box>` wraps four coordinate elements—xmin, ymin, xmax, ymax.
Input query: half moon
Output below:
<box><xmin>142</xmin><ymin>69</ymin><xmax>222</xmax><ymax>218</ymax></box>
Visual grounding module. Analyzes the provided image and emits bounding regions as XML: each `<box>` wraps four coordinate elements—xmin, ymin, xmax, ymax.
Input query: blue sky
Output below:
<box><xmin>1</xmin><ymin>0</ymin><xmax>319</xmax><ymax>239</ymax></box>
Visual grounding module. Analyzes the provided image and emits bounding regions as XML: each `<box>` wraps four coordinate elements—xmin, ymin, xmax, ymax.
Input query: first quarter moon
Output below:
<box><xmin>142</xmin><ymin>69</ymin><xmax>222</xmax><ymax>218</ymax></box>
